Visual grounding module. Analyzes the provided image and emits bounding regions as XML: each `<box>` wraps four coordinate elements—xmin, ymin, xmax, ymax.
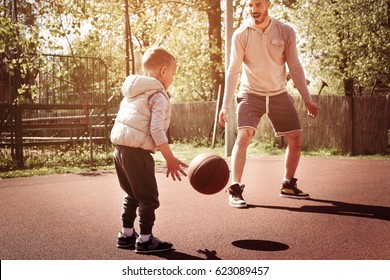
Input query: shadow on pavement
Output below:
<box><xmin>247</xmin><ymin>198</ymin><xmax>390</xmax><ymax>221</ymax></box>
<box><xmin>231</xmin><ymin>240</ymin><xmax>289</xmax><ymax>251</ymax></box>
<box><xmin>146</xmin><ymin>249</ymin><xmax>222</xmax><ymax>260</ymax></box>
<box><xmin>77</xmin><ymin>170</ymin><xmax>115</xmax><ymax>177</ymax></box>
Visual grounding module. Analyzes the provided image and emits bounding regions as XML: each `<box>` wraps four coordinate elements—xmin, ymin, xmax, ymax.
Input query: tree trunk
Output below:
<box><xmin>206</xmin><ymin>0</ymin><xmax>223</xmax><ymax>102</ymax></box>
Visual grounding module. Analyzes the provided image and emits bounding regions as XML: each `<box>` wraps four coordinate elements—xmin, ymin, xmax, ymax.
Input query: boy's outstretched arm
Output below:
<box><xmin>158</xmin><ymin>142</ymin><xmax>188</xmax><ymax>181</ymax></box>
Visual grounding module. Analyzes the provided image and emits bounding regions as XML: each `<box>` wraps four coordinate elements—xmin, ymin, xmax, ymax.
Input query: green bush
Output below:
<box><xmin>0</xmin><ymin>144</ymin><xmax>114</xmax><ymax>177</ymax></box>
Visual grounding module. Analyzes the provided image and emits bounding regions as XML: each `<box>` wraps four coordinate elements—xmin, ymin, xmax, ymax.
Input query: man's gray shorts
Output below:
<box><xmin>236</xmin><ymin>92</ymin><xmax>301</xmax><ymax>136</ymax></box>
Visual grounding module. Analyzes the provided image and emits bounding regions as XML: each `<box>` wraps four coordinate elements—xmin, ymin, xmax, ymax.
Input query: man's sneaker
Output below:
<box><xmin>227</xmin><ymin>183</ymin><xmax>247</xmax><ymax>208</ymax></box>
<box><xmin>135</xmin><ymin>235</ymin><xmax>173</xmax><ymax>254</ymax></box>
<box><xmin>280</xmin><ymin>178</ymin><xmax>310</xmax><ymax>199</ymax></box>
<box><xmin>116</xmin><ymin>231</ymin><xmax>138</xmax><ymax>248</ymax></box>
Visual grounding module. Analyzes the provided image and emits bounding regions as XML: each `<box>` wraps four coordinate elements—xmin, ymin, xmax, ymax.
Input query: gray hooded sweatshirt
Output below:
<box><xmin>222</xmin><ymin>17</ymin><xmax>312</xmax><ymax>109</ymax></box>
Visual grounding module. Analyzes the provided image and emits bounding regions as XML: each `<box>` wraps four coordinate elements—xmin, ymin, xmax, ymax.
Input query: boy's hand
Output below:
<box><xmin>166</xmin><ymin>158</ymin><xmax>188</xmax><ymax>181</ymax></box>
<box><xmin>158</xmin><ymin>142</ymin><xmax>187</xmax><ymax>181</ymax></box>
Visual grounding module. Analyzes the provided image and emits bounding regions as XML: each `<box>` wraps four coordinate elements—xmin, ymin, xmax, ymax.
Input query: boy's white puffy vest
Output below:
<box><xmin>110</xmin><ymin>75</ymin><xmax>171</xmax><ymax>152</ymax></box>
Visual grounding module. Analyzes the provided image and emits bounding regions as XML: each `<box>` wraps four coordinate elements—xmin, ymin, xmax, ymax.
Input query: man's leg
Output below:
<box><xmin>228</xmin><ymin>128</ymin><xmax>254</xmax><ymax>208</ymax></box>
<box><xmin>280</xmin><ymin>131</ymin><xmax>309</xmax><ymax>199</ymax></box>
<box><xmin>283</xmin><ymin>131</ymin><xmax>302</xmax><ymax>180</ymax></box>
<box><xmin>230</xmin><ymin>94</ymin><xmax>264</xmax><ymax>207</ymax></box>
<box><xmin>231</xmin><ymin>128</ymin><xmax>255</xmax><ymax>183</ymax></box>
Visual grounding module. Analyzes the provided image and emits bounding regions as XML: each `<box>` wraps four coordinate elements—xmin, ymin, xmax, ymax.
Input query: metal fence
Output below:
<box><xmin>0</xmin><ymin>54</ymin><xmax>110</xmax><ymax>167</ymax></box>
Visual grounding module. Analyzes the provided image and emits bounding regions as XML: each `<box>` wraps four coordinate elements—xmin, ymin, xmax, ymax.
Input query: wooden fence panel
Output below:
<box><xmin>295</xmin><ymin>95</ymin><xmax>353</xmax><ymax>153</ymax></box>
<box><xmin>170</xmin><ymin>102</ymin><xmax>217</xmax><ymax>141</ymax></box>
<box><xmin>169</xmin><ymin>95</ymin><xmax>389</xmax><ymax>155</ymax></box>
<box><xmin>353</xmin><ymin>96</ymin><xmax>389</xmax><ymax>155</ymax></box>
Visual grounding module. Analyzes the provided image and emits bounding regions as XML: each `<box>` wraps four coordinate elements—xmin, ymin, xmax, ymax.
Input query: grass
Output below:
<box><xmin>0</xmin><ymin>140</ymin><xmax>389</xmax><ymax>179</ymax></box>
<box><xmin>153</xmin><ymin>140</ymin><xmax>283</xmax><ymax>164</ymax></box>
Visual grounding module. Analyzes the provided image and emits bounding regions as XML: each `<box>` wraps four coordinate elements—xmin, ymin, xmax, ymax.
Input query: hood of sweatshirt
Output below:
<box><xmin>243</xmin><ymin>17</ymin><xmax>276</xmax><ymax>32</ymax></box>
<box><xmin>121</xmin><ymin>75</ymin><xmax>166</xmax><ymax>99</ymax></box>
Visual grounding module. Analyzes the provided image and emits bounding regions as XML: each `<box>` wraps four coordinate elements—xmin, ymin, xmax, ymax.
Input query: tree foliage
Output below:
<box><xmin>279</xmin><ymin>0</ymin><xmax>390</xmax><ymax>95</ymax></box>
<box><xmin>2</xmin><ymin>0</ymin><xmax>389</xmax><ymax>102</ymax></box>
<box><xmin>123</xmin><ymin>0</ymin><xmax>223</xmax><ymax>102</ymax></box>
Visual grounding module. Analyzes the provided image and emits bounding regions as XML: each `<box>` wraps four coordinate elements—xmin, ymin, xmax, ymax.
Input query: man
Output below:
<box><xmin>219</xmin><ymin>0</ymin><xmax>319</xmax><ymax>208</ymax></box>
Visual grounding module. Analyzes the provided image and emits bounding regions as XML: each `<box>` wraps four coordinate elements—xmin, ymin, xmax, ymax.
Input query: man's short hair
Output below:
<box><xmin>142</xmin><ymin>47</ymin><xmax>176</xmax><ymax>73</ymax></box>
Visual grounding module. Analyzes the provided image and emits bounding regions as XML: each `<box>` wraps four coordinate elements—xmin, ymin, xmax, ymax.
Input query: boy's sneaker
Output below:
<box><xmin>227</xmin><ymin>183</ymin><xmax>247</xmax><ymax>208</ymax></box>
<box><xmin>117</xmin><ymin>231</ymin><xmax>138</xmax><ymax>248</ymax></box>
<box><xmin>135</xmin><ymin>235</ymin><xmax>173</xmax><ymax>254</ymax></box>
<box><xmin>280</xmin><ymin>178</ymin><xmax>310</xmax><ymax>199</ymax></box>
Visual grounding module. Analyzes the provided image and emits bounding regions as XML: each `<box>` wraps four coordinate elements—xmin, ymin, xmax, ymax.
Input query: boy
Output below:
<box><xmin>110</xmin><ymin>46</ymin><xmax>187</xmax><ymax>253</ymax></box>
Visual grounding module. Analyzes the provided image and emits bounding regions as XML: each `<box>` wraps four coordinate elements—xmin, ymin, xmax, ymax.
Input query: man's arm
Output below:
<box><xmin>285</xmin><ymin>29</ymin><xmax>319</xmax><ymax>118</ymax></box>
<box><xmin>220</xmin><ymin>30</ymin><xmax>245</xmax><ymax>126</ymax></box>
<box><xmin>221</xmin><ymin>30</ymin><xmax>245</xmax><ymax>110</ymax></box>
<box><xmin>284</xmin><ymin>28</ymin><xmax>312</xmax><ymax>103</ymax></box>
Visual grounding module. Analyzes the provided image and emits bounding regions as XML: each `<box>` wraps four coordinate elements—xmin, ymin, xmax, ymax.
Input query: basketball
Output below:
<box><xmin>188</xmin><ymin>153</ymin><xmax>230</xmax><ymax>195</ymax></box>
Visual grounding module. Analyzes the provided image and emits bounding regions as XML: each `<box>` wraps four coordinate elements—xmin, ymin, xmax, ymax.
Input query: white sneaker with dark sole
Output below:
<box><xmin>227</xmin><ymin>183</ymin><xmax>247</xmax><ymax>208</ymax></box>
<box><xmin>280</xmin><ymin>178</ymin><xmax>310</xmax><ymax>199</ymax></box>
<box><xmin>135</xmin><ymin>235</ymin><xmax>173</xmax><ymax>254</ymax></box>
<box><xmin>116</xmin><ymin>231</ymin><xmax>138</xmax><ymax>248</ymax></box>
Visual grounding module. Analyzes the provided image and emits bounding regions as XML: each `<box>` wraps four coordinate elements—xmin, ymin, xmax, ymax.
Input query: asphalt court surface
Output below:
<box><xmin>0</xmin><ymin>156</ymin><xmax>389</xmax><ymax>260</ymax></box>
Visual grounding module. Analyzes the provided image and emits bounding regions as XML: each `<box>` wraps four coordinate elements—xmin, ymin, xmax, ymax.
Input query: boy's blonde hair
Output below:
<box><xmin>142</xmin><ymin>47</ymin><xmax>176</xmax><ymax>74</ymax></box>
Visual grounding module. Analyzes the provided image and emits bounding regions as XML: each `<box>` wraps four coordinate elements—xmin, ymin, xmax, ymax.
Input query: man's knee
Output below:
<box><xmin>285</xmin><ymin>131</ymin><xmax>302</xmax><ymax>148</ymax></box>
<box><xmin>236</xmin><ymin>128</ymin><xmax>255</xmax><ymax>147</ymax></box>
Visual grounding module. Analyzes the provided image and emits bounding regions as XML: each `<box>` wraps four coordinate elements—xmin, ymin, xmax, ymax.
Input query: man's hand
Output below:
<box><xmin>305</xmin><ymin>101</ymin><xmax>320</xmax><ymax>118</ymax></box>
<box><xmin>219</xmin><ymin>108</ymin><xmax>229</xmax><ymax>127</ymax></box>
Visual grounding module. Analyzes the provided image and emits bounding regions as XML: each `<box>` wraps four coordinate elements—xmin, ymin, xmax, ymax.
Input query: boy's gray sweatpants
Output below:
<box><xmin>114</xmin><ymin>145</ymin><xmax>159</xmax><ymax>234</ymax></box>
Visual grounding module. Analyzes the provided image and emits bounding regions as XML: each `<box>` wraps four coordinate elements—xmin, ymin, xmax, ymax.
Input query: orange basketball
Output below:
<box><xmin>188</xmin><ymin>153</ymin><xmax>230</xmax><ymax>195</ymax></box>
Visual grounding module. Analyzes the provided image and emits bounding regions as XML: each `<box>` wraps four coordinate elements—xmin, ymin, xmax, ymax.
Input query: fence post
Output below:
<box><xmin>224</xmin><ymin>0</ymin><xmax>235</xmax><ymax>157</ymax></box>
<box><xmin>351</xmin><ymin>95</ymin><xmax>355</xmax><ymax>156</ymax></box>
<box><xmin>14</xmin><ymin>105</ymin><xmax>23</xmax><ymax>168</ymax></box>
<box><xmin>11</xmin><ymin>65</ymin><xmax>24</xmax><ymax>168</ymax></box>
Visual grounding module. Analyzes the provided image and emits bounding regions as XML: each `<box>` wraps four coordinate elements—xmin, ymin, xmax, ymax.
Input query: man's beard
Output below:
<box><xmin>251</xmin><ymin>11</ymin><xmax>268</xmax><ymax>25</ymax></box>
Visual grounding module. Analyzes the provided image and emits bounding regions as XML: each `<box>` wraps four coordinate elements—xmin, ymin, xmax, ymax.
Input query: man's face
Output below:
<box><xmin>246</xmin><ymin>0</ymin><xmax>270</xmax><ymax>25</ymax></box>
